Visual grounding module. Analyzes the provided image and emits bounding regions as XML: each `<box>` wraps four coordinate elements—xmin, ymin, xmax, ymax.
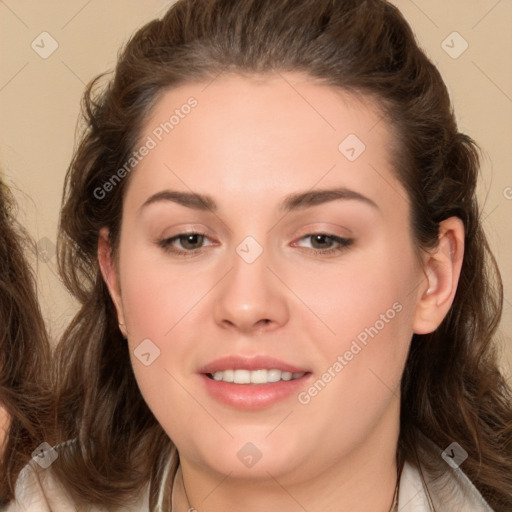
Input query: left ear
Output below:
<box><xmin>413</xmin><ymin>216</ymin><xmax>465</xmax><ymax>335</ymax></box>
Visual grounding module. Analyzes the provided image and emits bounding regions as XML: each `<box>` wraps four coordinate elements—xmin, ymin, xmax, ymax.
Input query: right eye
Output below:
<box><xmin>158</xmin><ymin>232</ymin><xmax>215</xmax><ymax>257</ymax></box>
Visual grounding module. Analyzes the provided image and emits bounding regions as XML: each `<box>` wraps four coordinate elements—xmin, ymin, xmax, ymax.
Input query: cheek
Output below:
<box><xmin>117</xmin><ymin>244</ymin><xmax>215</xmax><ymax>425</ymax></box>
<box><xmin>301</xmin><ymin>245</ymin><xmax>417</xmax><ymax>400</ymax></box>
<box><xmin>287</xmin><ymin>239</ymin><xmax>418</xmax><ymax>355</ymax></box>
<box><xmin>290</xmin><ymin>241</ymin><xmax>418</xmax><ymax>418</ymax></box>
<box><xmin>119</xmin><ymin>243</ymin><xmax>208</xmax><ymax>343</ymax></box>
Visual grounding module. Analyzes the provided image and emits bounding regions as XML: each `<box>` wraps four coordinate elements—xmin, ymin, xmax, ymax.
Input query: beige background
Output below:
<box><xmin>0</xmin><ymin>1</ymin><xmax>510</xmax><ymax>378</ymax></box>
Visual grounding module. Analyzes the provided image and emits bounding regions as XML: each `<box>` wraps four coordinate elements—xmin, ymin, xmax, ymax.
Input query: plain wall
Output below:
<box><xmin>0</xmin><ymin>0</ymin><xmax>511</xmax><ymax>376</ymax></box>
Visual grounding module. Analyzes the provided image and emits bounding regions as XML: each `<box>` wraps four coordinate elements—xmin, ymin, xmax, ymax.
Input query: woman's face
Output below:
<box><xmin>105</xmin><ymin>73</ymin><xmax>430</xmax><ymax>483</ymax></box>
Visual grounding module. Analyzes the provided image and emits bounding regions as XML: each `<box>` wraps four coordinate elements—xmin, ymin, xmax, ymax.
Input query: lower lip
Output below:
<box><xmin>200</xmin><ymin>373</ymin><xmax>311</xmax><ymax>410</ymax></box>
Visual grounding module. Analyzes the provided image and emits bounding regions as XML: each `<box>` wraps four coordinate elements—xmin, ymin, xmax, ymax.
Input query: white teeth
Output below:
<box><xmin>223</xmin><ymin>369</ymin><xmax>234</xmax><ymax>382</ymax></box>
<box><xmin>251</xmin><ymin>369</ymin><xmax>268</xmax><ymax>384</ymax></box>
<box><xmin>233</xmin><ymin>369</ymin><xmax>251</xmax><ymax>384</ymax></box>
<box><xmin>210</xmin><ymin>369</ymin><xmax>305</xmax><ymax>384</ymax></box>
<box><xmin>267</xmin><ymin>369</ymin><xmax>281</xmax><ymax>382</ymax></box>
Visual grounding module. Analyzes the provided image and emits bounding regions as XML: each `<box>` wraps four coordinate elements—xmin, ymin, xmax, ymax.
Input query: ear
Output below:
<box><xmin>413</xmin><ymin>217</ymin><xmax>465</xmax><ymax>335</ymax></box>
<box><xmin>98</xmin><ymin>227</ymin><xmax>127</xmax><ymax>337</ymax></box>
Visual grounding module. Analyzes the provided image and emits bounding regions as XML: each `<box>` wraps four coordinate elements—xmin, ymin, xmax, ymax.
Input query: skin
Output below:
<box><xmin>99</xmin><ymin>72</ymin><xmax>464</xmax><ymax>512</ymax></box>
<box><xmin>0</xmin><ymin>406</ymin><xmax>8</xmax><ymax>453</ymax></box>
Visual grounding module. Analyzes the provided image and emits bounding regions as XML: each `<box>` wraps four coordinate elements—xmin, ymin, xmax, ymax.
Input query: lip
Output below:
<box><xmin>198</xmin><ymin>355</ymin><xmax>311</xmax><ymax>410</ymax></box>
<box><xmin>198</xmin><ymin>355</ymin><xmax>309</xmax><ymax>375</ymax></box>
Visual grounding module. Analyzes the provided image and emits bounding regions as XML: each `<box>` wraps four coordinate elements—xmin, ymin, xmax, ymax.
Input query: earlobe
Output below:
<box><xmin>413</xmin><ymin>217</ymin><xmax>465</xmax><ymax>335</ymax></box>
<box><xmin>98</xmin><ymin>228</ymin><xmax>127</xmax><ymax>336</ymax></box>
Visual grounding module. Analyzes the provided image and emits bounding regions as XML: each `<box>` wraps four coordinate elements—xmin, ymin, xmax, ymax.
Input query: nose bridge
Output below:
<box><xmin>213</xmin><ymin>236</ymin><xmax>289</xmax><ymax>332</ymax></box>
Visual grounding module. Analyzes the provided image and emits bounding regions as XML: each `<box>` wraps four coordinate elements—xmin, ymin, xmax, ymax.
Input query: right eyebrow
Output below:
<box><xmin>139</xmin><ymin>190</ymin><xmax>217</xmax><ymax>213</ymax></box>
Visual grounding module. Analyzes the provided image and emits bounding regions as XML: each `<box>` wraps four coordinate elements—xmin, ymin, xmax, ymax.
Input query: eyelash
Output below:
<box><xmin>158</xmin><ymin>232</ymin><xmax>354</xmax><ymax>258</ymax></box>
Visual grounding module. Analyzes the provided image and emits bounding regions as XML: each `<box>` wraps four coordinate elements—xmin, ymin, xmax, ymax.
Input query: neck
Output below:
<box><xmin>172</xmin><ymin>401</ymin><xmax>401</xmax><ymax>512</ymax></box>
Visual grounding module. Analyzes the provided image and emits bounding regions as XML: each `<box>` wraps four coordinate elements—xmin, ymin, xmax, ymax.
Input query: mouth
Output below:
<box><xmin>198</xmin><ymin>355</ymin><xmax>312</xmax><ymax>409</ymax></box>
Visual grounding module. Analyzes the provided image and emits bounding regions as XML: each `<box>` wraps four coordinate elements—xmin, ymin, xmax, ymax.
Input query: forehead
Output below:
<box><xmin>126</xmin><ymin>72</ymin><xmax>405</xmax><ymax>215</ymax></box>
<box><xmin>143</xmin><ymin>72</ymin><xmax>388</xmax><ymax>148</ymax></box>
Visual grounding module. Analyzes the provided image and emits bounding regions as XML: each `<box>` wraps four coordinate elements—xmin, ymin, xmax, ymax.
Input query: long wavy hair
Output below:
<box><xmin>54</xmin><ymin>0</ymin><xmax>512</xmax><ymax>510</ymax></box>
<box><xmin>0</xmin><ymin>179</ymin><xmax>51</xmax><ymax>506</ymax></box>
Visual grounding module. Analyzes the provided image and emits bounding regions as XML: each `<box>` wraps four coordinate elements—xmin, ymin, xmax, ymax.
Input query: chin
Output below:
<box><xmin>183</xmin><ymin>434</ymin><xmax>307</xmax><ymax>481</ymax></box>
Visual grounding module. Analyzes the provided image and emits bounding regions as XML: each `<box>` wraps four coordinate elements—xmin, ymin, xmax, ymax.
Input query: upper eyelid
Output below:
<box><xmin>159</xmin><ymin>227</ymin><xmax>214</xmax><ymax>241</ymax></box>
<box><xmin>293</xmin><ymin>221</ymin><xmax>353</xmax><ymax>236</ymax></box>
<box><xmin>160</xmin><ymin>221</ymin><xmax>352</xmax><ymax>238</ymax></box>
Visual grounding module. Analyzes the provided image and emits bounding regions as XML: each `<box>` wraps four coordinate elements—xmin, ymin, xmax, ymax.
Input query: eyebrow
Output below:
<box><xmin>140</xmin><ymin>187</ymin><xmax>379</xmax><ymax>213</ymax></box>
<box><xmin>141</xmin><ymin>190</ymin><xmax>216</xmax><ymax>212</ymax></box>
<box><xmin>280</xmin><ymin>187</ymin><xmax>378</xmax><ymax>212</ymax></box>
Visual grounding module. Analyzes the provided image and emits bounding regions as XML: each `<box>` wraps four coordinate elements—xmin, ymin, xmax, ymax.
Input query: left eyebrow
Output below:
<box><xmin>280</xmin><ymin>187</ymin><xmax>379</xmax><ymax>212</ymax></box>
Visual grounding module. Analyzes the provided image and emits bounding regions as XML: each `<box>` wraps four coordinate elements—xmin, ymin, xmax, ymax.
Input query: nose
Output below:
<box><xmin>212</xmin><ymin>248</ymin><xmax>290</xmax><ymax>335</ymax></box>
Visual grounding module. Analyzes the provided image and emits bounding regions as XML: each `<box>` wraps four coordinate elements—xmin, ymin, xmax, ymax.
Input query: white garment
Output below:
<box><xmin>397</xmin><ymin>459</ymin><xmax>493</xmax><ymax>511</ymax></box>
<box><xmin>4</xmin><ymin>444</ymin><xmax>494</xmax><ymax>512</ymax></box>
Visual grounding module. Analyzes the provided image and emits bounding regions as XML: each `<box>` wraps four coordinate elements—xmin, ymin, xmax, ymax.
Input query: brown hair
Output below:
<box><xmin>0</xmin><ymin>179</ymin><xmax>52</xmax><ymax>505</ymax></box>
<box><xmin>55</xmin><ymin>0</ymin><xmax>512</xmax><ymax>510</ymax></box>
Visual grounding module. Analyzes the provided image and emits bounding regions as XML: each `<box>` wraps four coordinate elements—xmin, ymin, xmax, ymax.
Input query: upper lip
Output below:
<box><xmin>198</xmin><ymin>356</ymin><xmax>309</xmax><ymax>375</ymax></box>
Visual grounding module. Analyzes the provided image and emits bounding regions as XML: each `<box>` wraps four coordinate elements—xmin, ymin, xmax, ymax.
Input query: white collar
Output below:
<box><xmin>398</xmin><ymin>458</ymin><xmax>493</xmax><ymax>511</ymax></box>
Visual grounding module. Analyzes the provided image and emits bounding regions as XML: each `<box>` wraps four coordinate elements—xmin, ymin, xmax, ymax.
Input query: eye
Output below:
<box><xmin>158</xmin><ymin>232</ymin><xmax>214</xmax><ymax>256</ymax></box>
<box><xmin>293</xmin><ymin>233</ymin><xmax>353</xmax><ymax>255</ymax></box>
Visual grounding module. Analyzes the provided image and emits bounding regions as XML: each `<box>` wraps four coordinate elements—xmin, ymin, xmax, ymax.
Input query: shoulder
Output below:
<box><xmin>4</xmin><ymin>459</ymin><xmax>74</xmax><ymax>512</ymax></box>
<box><xmin>4</xmin><ymin>441</ymin><xmax>150</xmax><ymax>512</ymax></box>
<box><xmin>398</xmin><ymin>446</ymin><xmax>494</xmax><ymax>511</ymax></box>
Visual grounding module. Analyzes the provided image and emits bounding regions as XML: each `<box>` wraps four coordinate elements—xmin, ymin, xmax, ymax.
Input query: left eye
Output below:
<box><xmin>294</xmin><ymin>233</ymin><xmax>353</xmax><ymax>254</ymax></box>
